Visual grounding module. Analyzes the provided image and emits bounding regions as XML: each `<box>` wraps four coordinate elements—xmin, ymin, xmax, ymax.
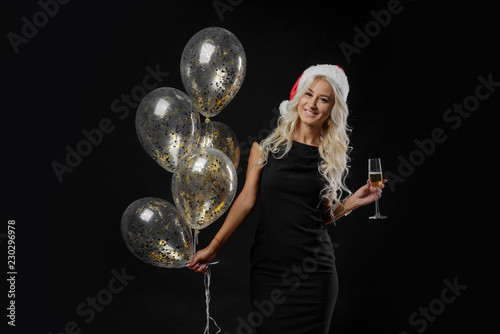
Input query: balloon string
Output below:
<box><xmin>204</xmin><ymin>267</ymin><xmax>221</xmax><ymax>334</ymax></box>
<box><xmin>192</xmin><ymin>228</ymin><xmax>197</xmax><ymax>257</ymax></box>
<box><xmin>209</xmin><ymin>120</ymin><xmax>214</xmax><ymax>141</ymax></box>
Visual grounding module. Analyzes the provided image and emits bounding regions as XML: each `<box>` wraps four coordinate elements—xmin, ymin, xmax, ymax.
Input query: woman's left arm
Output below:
<box><xmin>323</xmin><ymin>179</ymin><xmax>387</xmax><ymax>224</ymax></box>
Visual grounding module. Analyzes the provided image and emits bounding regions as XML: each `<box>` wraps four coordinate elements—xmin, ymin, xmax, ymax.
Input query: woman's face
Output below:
<box><xmin>297</xmin><ymin>78</ymin><xmax>335</xmax><ymax>128</ymax></box>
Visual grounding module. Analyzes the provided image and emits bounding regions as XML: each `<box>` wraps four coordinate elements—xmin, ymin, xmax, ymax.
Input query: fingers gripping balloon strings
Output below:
<box><xmin>204</xmin><ymin>267</ymin><xmax>221</xmax><ymax>334</ymax></box>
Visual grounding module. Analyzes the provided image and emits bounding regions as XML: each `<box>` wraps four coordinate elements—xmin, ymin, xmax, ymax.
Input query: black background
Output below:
<box><xmin>3</xmin><ymin>0</ymin><xmax>497</xmax><ymax>333</ymax></box>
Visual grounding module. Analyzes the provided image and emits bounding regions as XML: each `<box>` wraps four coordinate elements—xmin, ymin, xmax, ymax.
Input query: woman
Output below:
<box><xmin>188</xmin><ymin>64</ymin><xmax>386</xmax><ymax>333</ymax></box>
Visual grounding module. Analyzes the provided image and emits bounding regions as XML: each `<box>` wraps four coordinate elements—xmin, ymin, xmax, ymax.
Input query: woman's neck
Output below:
<box><xmin>292</xmin><ymin>122</ymin><xmax>322</xmax><ymax>147</ymax></box>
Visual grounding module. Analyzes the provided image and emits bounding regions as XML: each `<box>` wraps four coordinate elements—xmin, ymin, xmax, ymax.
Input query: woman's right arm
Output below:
<box><xmin>187</xmin><ymin>142</ymin><xmax>263</xmax><ymax>273</ymax></box>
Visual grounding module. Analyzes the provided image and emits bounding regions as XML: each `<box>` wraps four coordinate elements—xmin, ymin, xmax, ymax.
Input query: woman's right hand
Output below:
<box><xmin>187</xmin><ymin>245</ymin><xmax>218</xmax><ymax>274</ymax></box>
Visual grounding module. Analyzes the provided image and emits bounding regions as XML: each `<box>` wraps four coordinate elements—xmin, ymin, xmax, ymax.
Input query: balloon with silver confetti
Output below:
<box><xmin>172</xmin><ymin>147</ymin><xmax>237</xmax><ymax>230</ymax></box>
<box><xmin>180</xmin><ymin>27</ymin><xmax>246</xmax><ymax>118</ymax></box>
<box><xmin>199</xmin><ymin>121</ymin><xmax>240</xmax><ymax>169</ymax></box>
<box><xmin>136</xmin><ymin>87</ymin><xmax>201</xmax><ymax>172</ymax></box>
<box><xmin>121</xmin><ymin>197</ymin><xmax>193</xmax><ymax>268</ymax></box>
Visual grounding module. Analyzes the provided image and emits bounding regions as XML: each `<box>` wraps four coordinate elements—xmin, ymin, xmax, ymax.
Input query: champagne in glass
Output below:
<box><xmin>369</xmin><ymin>172</ymin><xmax>383</xmax><ymax>189</ymax></box>
<box><xmin>368</xmin><ymin>158</ymin><xmax>387</xmax><ymax>219</ymax></box>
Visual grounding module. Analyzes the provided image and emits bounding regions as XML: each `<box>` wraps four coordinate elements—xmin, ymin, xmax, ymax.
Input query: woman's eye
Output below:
<box><xmin>305</xmin><ymin>92</ymin><xmax>312</xmax><ymax>97</ymax></box>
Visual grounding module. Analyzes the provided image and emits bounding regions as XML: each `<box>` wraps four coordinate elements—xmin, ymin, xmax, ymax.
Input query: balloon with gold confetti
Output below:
<box><xmin>136</xmin><ymin>87</ymin><xmax>201</xmax><ymax>172</ymax></box>
<box><xmin>121</xmin><ymin>197</ymin><xmax>193</xmax><ymax>268</ymax></box>
<box><xmin>180</xmin><ymin>27</ymin><xmax>246</xmax><ymax>119</ymax></box>
<box><xmin>199</xmin><ymin>121</ymin><xmax>240</xmax><ymax>169</ymax></box>
<box><xmin>172</xmin><ymin>147</ymin><xmax>237</xmax><ymax>230</ymax></box>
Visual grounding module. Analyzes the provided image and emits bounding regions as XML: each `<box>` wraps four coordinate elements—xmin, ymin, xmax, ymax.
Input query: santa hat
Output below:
<box><xmin>279</xmin><ymin>64</ymin><xmax>349</xmax><ymax>116</ymax></box>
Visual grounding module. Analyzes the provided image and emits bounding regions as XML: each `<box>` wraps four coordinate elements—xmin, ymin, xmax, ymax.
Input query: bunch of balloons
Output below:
<box><xmin>121</xmin><ymin>27</ymin><xmax>246</xmax><ymax>268</ymax></box>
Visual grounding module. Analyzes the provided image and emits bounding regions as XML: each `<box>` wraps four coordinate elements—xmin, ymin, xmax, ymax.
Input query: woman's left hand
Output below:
<box><xmin>351</xmin><ymin>179</ymin><xmax>388</xmax><ymax>208</ymax></box>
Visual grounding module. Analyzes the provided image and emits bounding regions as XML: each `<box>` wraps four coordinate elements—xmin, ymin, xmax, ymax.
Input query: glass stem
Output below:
<box><xmin>374</xmin><ymin>198</ymin><xmax>380</xmax><ymax>216</ymax></box>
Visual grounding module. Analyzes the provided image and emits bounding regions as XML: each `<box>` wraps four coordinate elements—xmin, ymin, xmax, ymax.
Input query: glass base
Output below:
<box><xmin>369</xmin><ymin>213</ymin><xmax>387</xmax><ymax>219</ymax></box>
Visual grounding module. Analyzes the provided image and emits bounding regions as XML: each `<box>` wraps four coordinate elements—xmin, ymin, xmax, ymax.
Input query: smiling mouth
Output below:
<box><xmin>304</xmin><ymin>109</ymin><xmax>318</xmax><ymax>117</ymax></box>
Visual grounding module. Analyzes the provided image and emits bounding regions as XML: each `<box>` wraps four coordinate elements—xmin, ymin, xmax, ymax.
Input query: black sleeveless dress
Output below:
<box><xmin>249</xmin><ymin>141</ymin><xmax>338</xmax><ymax>333</ymax></box>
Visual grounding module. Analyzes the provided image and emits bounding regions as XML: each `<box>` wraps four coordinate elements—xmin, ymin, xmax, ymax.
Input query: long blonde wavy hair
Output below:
<box><xmin>259</xmin><ymin>74</ymin><xmax>352</xmax><ymax>221</ymax></box>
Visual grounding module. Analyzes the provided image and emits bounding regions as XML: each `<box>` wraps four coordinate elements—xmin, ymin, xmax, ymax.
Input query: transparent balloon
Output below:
<box><xmin>172</xmin><ymin>147</ymin><xmax>237</xmax><ymax>230</ymax></box>
<box><xmin>136</xmin><ymin>87</ymin><xmax>201</xmax><ymax>172</ymax></box>
<box><xmin>121</xmin><ymin>197</ymin><xmax>193</xmax><ymax>268</ymax></box>
<box><xmin>180</xmin><ymin>27</ymin><xmax>247</xmax><ymax>118</ymax></box>
<box><xmin>199</xmin><ymin>121</ymin><xmax>240</xmax><ymax>169</ymax></box>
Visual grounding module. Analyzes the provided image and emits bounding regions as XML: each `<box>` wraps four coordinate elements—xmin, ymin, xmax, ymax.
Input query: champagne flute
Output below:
<box><xmin>368</xmin><ymin>158</ymin><xmax>387</xmax><ymax>219</ymax></box>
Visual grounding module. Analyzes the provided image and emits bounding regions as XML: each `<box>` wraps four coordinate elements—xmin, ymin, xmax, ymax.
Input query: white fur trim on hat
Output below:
<box><xmin>299</xmin><ymin>64</ymin><xmax>349</xmax><ymax>101</ymax></box>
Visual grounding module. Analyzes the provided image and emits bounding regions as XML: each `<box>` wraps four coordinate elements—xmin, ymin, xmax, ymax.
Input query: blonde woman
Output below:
<box><xmin>188</xmin><ymin>65</ymin><xmax>386</xmax><ymax>333</ymax></box>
